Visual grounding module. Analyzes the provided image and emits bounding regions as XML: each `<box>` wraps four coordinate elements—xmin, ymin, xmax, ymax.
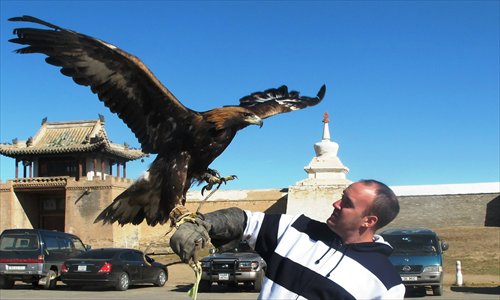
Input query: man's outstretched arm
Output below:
<box><xmin>169</xmin><ymin>207</ymin><xmax>247</xmax><ymax>263</ymax></box>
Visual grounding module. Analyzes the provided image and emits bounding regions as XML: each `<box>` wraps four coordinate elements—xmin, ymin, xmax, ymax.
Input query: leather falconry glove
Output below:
<box><xmin>170</xmin><ymin>207</ymin><xmax>247</xmax><ymax>263</ymax></box>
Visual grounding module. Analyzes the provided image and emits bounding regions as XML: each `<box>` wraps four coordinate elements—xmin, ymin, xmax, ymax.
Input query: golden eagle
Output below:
<box><xmin>9</xmin><ymin>16</ymin><xmax>326</xmax><ymax>226</ymax></box>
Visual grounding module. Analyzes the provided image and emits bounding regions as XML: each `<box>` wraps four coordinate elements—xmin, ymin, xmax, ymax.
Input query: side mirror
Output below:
<box><xmin>85</xmin><ymin>244</ymin><xmax>92</xmax><ymax>251</ymax></box>
<box><xmin>441</xmin><ymin>241</ymin><xmax>449</xmax><ymax>251</ymax></box>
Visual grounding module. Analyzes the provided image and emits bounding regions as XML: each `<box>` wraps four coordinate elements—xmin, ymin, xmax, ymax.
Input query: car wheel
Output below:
<box><xmin>199</xmin><ymin>279</ymin><xmax>211</xmax><ymax>292</ymax></box>
<box><xmin>43</xmin><ymin>270</ymin><xmax>57</xmax><ymax>290</ymax></box>
<box><xmin>432</xmin><ymin>284</ymin><xmax>443</xmax><ymax>296</ymax></box>
<box><xmin>0</xmin><ymin>276</ymin><xmax>15</xmax><ymax>289</ymax></box>
<box><xmin>154</xmin><ymin>270</ymin><xmax>167</xmax><ymax>287</ymax></box>
<box><xmin>115</xmin><ymin>272</ymin><xmax>130</xmax><ymax>291</ymax></box>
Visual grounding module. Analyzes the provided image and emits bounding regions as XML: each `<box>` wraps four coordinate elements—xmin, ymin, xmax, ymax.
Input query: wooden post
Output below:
<box><xmin>123</xmin><ymin>162</ymin><xmax>127</xmax><ymax>178</ymax></box>
<box><xmin>15</xmin><ymin>159</ymin><xmax>19</xmax><ymax>179</ymax></box>
<box><xmin>101</xmin><ymin>158</ymin><xmax>105</xmax><ymax>180</ymax></box>
<box><xmin>78</xmin><ymin>159</ymin><xmax>83</xmax><ymax>181</ymax></box>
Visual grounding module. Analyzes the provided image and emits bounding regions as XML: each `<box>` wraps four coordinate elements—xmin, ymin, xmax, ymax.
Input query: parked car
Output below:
<box><xmin>200</xmin><ymin>241</ymin><xmax>266</xmax><ymax>292</ymax></box>
<box><xmin>61</xmin><ymin>248</ymin><xmax>167</xmax><ymax>291</ymax></box>
<box><xmin>380</xmin><ymin>228</ymin><xmax>449</xmax><ymax>296</ymax></box>
<box><xmin>0</xmin><ymin>228</ymin><xmax>89</xmax><ymax>289</ymax></box>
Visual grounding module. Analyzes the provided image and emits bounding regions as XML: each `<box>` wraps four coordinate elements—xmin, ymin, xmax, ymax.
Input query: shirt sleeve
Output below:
<box><xmin>242</xmin><ymin>210</ymin><xmax>266</xmax><ymax>249</ymax></box>
<box><xmin>242</xmin><ymin>211</ymin><xmax>299</xmax><ymax>263</ymax></box>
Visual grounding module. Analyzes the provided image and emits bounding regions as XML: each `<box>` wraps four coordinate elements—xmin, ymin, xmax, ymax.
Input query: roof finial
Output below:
<box><xmin>323</xmin><ymin>112</ymin><xmax>329</xmax><ymax>124</ymax></box>
<box><xmin>322</xmin><ymin>112</ymin><xmax>331</xmax><ymax>141</ymax></box>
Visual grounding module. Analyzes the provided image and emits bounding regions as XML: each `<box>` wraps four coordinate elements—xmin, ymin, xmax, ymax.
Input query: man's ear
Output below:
<box><xmin>363</xmin><ymin>215</ymin><xmax>378</xmax><ymax>228</ymax></box>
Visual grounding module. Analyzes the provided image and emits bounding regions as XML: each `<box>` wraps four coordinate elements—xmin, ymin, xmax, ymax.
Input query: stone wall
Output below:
<box><xmin>388</xmin><ymin>193</ymin><xmax>500</xmax><ymax>229</ymax></box>
<box><xmin>136</xmin><ymin>189</ymin><xmax>288</xmax><ymax>253</ymax></box>
<box><xmin>64</xmin><ymin>176</ymin><xmax>140</xmax><ymax>249</ymax></box>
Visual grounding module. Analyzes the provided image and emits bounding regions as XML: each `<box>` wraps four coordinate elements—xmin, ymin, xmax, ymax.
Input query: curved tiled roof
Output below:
<box><xmin>0</xmin><ymin>119</ymin><xmax>146</xmax><ymax>161</ymax></box>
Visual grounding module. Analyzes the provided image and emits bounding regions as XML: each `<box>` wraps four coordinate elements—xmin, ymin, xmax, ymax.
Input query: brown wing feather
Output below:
<box><xmin>9</xmin><ymin>15</ymin><xmax>199</xmax><ymax>154</ymax></box>
<box><xmin>239</xmin><ymin>85</ymin><xmax>326</xmax><ymax>119</ymax></box>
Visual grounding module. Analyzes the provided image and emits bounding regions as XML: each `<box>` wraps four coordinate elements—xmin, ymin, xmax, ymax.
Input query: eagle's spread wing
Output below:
<box><xmin>9</xmin><ymin>15</ymin><xmax>197</xmax><ymax>154</ymax></box>
<box><xmin>9</xmin><ymin>16</ymin><xmax>327</xmax><ymax>227</ymax></box>
<box><xmin>239</xmin><ymin>85</ymin><xmax>326</xmax><ymax>119</ymax></box>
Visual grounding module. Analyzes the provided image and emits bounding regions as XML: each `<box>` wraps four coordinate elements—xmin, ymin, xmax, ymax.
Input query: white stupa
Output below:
<box><xmin>286</xmin><ymin>112</ymin><xmax>351</xmax><ymax>221</ymax></box>
<box><xmin>299</xmin><ymin>112</ymin><xmax>350</xmax><ymax>186</ymax></box>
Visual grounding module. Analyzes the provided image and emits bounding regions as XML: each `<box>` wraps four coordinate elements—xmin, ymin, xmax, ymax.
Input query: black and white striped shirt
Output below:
<box><xmin>243</xmin><ymin>211</ymin><xmax>405</xmax><ymax>300</ymax></box>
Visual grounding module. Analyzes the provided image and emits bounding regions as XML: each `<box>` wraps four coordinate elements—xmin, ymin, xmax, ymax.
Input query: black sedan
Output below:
<box><xmin>61</xmin><ymin>248</ymin><xmax>168</xmax><ymax>291</ymax></box>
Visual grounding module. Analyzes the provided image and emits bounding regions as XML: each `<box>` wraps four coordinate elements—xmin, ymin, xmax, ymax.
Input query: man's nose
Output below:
<box><xmin>333</xmin><ymin>199</ymin><xmax>342</xmax><ymax>210</ymax></box>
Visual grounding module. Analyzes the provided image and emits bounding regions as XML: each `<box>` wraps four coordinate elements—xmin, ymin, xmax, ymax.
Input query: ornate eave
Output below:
<box><xmin>11</xmin><ymin>176</ymin><xmax>69</xmax><ymax>191</ymax></box>
<box><xmin>0</xmin><ymin>119</ymin><xmax>146</xmax><ymax>161</ymax></box>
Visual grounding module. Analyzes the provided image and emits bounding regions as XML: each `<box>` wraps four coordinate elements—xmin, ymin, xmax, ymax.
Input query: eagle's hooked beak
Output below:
<box><xmin>254</xmin><ymin>117</ymin><xmax>264</xmax><ymax>128</ymax></box>
<box><xmin>247</xmin><ymin>115</ymin><xmax>263</xmax><ymax>128</ymax></box>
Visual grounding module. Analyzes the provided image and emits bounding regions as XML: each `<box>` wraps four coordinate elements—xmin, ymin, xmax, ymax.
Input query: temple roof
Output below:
<box><xmin>0</xmin><ymin>119</ymin><xmax>146</xmax><ymax>161</ymax></box>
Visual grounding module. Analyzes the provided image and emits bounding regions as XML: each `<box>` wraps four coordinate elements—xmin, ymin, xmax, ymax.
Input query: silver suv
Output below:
<box><xmin>0</xmin><ymin>229</ymin><xmax>89</xmax><ymax>289</ymax></box>
<box><xmin>200</xmin><ymin>241</ymin><xmax>266</xmax><ymax>292</ymax></box>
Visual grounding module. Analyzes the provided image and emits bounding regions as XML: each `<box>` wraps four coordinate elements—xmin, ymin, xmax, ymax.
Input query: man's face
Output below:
<box><xmin>326</xmin><ymin>182</ymin><xmax>377</xmax><ymax>240</ymax></box>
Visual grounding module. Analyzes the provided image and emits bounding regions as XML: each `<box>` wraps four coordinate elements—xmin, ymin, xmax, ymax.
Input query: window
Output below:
<box><xmin>0</xmin><ymin>234</ymin><xmax>39</xmax><ymax>250</ymax></box>
<box><xmin>44</xmin><ymin>236</ymin><xmax>60</xmax><ymax>251</ymax></box>
<box><xmin>385</xmin><ymin>235</ymin><xmax>438</xmax><ymax>255</ymax></box>
<box><xmin>70</xmin><ymin>237</ymin><xmax>87</xmax><ymax>252</ymax></box>
<box><xmin>38</xmin><ymin>157</ymin><xmax>78</xmax><ymax>177</ymax></box>
<box><xmin>120</xmin><ymin>251</ymin><xmax>143</xmax><ymax>262</ymax></box>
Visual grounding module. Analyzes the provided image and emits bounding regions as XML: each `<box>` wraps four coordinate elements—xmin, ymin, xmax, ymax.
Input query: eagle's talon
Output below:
<box><xmin>201</xmin><ymin>184</ymin><xmax>213</xmax><ymax>196</ymax></box>
<box><xmin>201</xmin><ymin>173</ymin><xmax>238</xmax><ymax>195</ymax></box>
<box><xmin>225</xmin><ymin>175</ymin><xmax>238</xmax><ymax>181</ymax></box>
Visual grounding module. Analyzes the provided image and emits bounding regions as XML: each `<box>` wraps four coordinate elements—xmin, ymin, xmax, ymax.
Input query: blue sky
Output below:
<box><xmin>1</xmin><ymin>1</ymin><xmax>499</xmax><ymax>190</ymax></box>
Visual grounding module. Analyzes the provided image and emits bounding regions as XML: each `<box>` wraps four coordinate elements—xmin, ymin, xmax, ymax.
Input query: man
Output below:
<box><xmin>170</xmin><ymin>180</ymin><xmax>405</xmax><ymax>299</ymax></box>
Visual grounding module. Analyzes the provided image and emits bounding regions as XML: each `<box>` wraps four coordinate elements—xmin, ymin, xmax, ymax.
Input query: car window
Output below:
<box><xmin>120</xmin><ymin>251</ymin><xmax>136</xmax><ymax>261</ymax></box>
<box><xmin>0</xmin><ymin>233</ymin><xmax>39</xmax><ymax>250</ymax></box>
<box><xmin>58</xmin><ymin>237</ymin><xmax>72</xmax><ymax>251</ymax></box>
<box><xmin>132</xmin><ymin>251</ymin><xmax>145</xmax><ymax>262</ymax></box>
<box><xmin>120</xmin><ymin>251</ymin><xmax>144</xmax><ymax>262</ymax></box>
<box><xmin>70</xmin><ymin>237</ymin><xmax>87</xmax><ymax>252</ymax></box>
<box><xmin>44</xmin><ymin>235</ymin><xmax>60</xmax><ymax>251</ymax></box>
<box><xmin>384</xmin><ymin>234</ymin><xmax>439</xmax><ymax>255</ymax></box>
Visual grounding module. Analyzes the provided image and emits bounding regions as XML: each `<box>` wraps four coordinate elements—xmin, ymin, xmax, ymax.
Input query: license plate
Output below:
<box><xmin>77</xmin><ymin>265</ymin><xmax>87</xmax><ymax>272</ymax></box>
<box><xmin>7</xmin><ymin>265</ymin><xmax>26</xmax><ymax>270</ymax></box>
<box><xmin>218</xmin><ymin>273</ymin><xmax>229</xmax><ymax>280</ymax></box>
<box><xmin>401</xmin><ymin>276</ymin><xmax>418</xmax><ymax>281</ymax></box>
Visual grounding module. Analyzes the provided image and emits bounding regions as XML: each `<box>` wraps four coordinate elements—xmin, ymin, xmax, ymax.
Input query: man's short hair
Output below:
<box><xmin>360</xmin><ymin>179</ymin><xmax>400</xmax><ymax>230</ymax></box>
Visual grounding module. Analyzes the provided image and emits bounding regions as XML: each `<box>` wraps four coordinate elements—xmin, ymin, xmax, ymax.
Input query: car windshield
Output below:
<box><xmin>384</xmin><ymin>234</ymin><xmax>439</xmax><ymax>256</ymax></box>
<box><xmin>0</xmin><ymin>233</ymin><xmax>39</xmax><ymax>251</ymax></box>
<box><xmin>76</xmin><ymin>250</ymin><xmax>118</xmax><ymax>259</ymax></box>
<box><xmin>226</xmin><ymin>241</ymin><xmax>254</xmax><ymax>253</ymax></box>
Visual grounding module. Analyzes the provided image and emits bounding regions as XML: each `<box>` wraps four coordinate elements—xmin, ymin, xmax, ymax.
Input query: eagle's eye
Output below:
<box><xmin>243</xmin><ymin>112</ymin><xmax>254</xmax><ymax>117</ymax></box>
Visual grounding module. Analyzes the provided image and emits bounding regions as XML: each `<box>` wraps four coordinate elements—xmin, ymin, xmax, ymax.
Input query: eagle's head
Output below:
<box><xmin>203</xmin><ymin>106</ymin><xmax>263</xmax><ymax>130</ymax></box>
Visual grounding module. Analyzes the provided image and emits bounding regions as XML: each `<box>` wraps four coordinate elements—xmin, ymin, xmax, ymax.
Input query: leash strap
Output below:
<box><xmin>187</xmin><ymin>239</ymin><xmax>203</xmax><ymax>300</ymax></box>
